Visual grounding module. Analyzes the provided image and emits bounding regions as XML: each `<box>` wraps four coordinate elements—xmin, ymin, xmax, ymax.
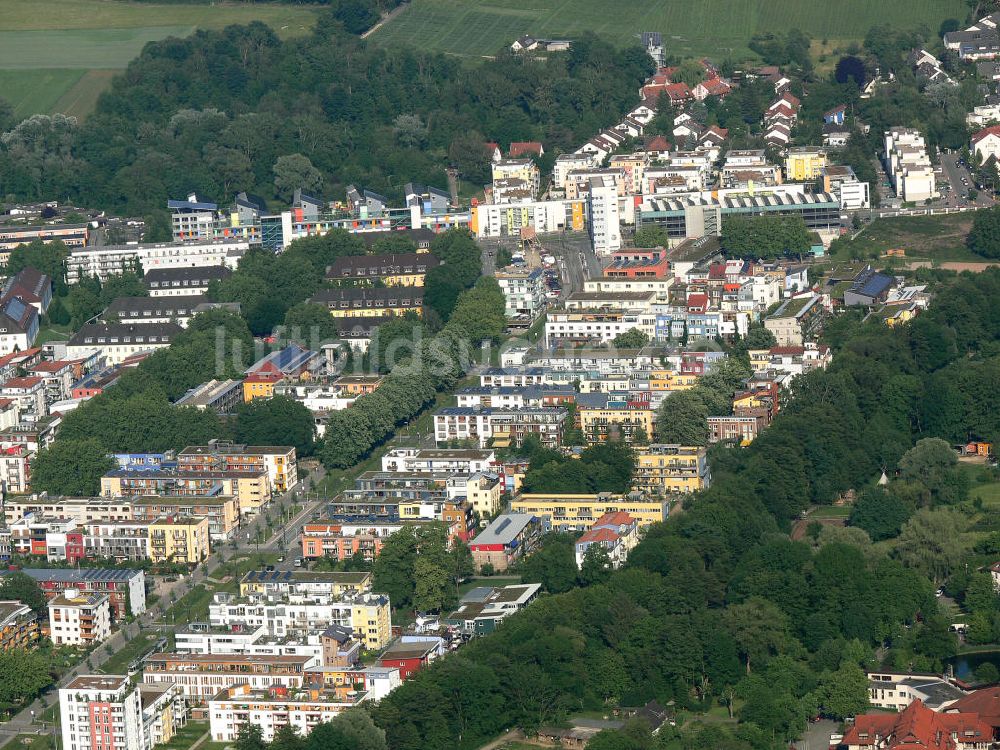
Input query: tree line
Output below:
<box><xmin>0</xmin><ymin>20</ymin><xmax>653</xmax><ymax>226</ymax></box>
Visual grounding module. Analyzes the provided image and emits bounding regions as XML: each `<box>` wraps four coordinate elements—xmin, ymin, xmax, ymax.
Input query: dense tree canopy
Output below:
<box><xmin>0</xmin><ymin>22</ymin><xmax>652</xmax><ymax>216</ymax></box>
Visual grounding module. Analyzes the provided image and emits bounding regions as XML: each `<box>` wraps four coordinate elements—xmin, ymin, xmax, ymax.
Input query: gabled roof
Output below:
<box><xmin>2</xmin><ymin>267</ymin><xmax>50</xmax><ymax>305</ymax></box>
<box><xmin>0</xmin><ymin>297</ymin><xmax>37</xmax><ymax>334</ymax></box>
<box><xmin>948</xmin><ymin>686</ymin><xmax>1000</xmax><ymax>729</ymax></box>
<box><xmin>843</xmin><ymin>699</ymin><xmax>990</xmax><ymax>750</ymax></box>
<box><xmin>972</xmin><ymin>124</ymin><xmax>1000</xmax><ymax>144</ymax></box>
<box><xmin>509</xmin><ymin>141</ymin><xmax>543</xmax><ymax>158</ymax></box>
<box><xmin>824</xmin><ymin>104</ymin><xmax>847</xmax><ymax>117</ymax></box>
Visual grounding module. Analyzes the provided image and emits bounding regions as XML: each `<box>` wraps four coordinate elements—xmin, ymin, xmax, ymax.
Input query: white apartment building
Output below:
<box><xmin>0</xmin><ymin>446</ymin><xmax>31</xmax><ymax>495</ymax></box>
<box><xmin>380</xmin><ymin>448</ymin><xmax>496</xmax><ymax>474</ymax></box>
<box><xmin>60</xmin><ymin>676</ymin><xmax>145</xmax><ymax>750</ymax></box>
<box><xmin>209</xmin><ymin>685</ymin><xmax>366</xmax><ymax>742</ymax></box>
<box><xmin>472</xmin><ymin>198</ymin><xmax>585</xmax><ymax>238</ymax></box>
<box><xmin>175</xmin><ymin>628</ymin><xmax>325</xmax><ymax>665</ymax></box>
<box><xmin>587</xmin><ymin>175</ymin><xmax>622</xmax><ymax>253</ymax></box>
<box><xmin>883</xmin><ymin>128</ymin><xmax>937</xmax><ymax>202</ymax></box>
<box><xmin>553</xmin><ymin>153</ymin><xmax>599</xmax><ymax>191</ymax></box>
<box><xmin>491</xmin><ymin>159</ymin><xmax>540</xmax><ymax>198</ymax></box>
<box><xmin>496</xmin><ymin>267</ymin><xmax>547</xmax><ymax>320</ymax></box>
<box><xmin>433</xmin><ymin>406</ymin><xmax>565</xmax><ymax>448</ymax></box>
<box><xmin>208</xmin><ymin>592</ymin><xmax>391</xmax><ymax>650</ymax></box>
<box><xmin>49</xmin><ymin>589</ymin><xmax>112</xmax><ymax>646</ymax></box>
<box><xmin>66</xmin><ymin>241</ymin><xmax>246</xmax><ymax>284</ymax></box>
<box><xmin>544</xmin><ymin>310</ymin><xmax>657</xmax><ymax>347</ymax></box>
<box><xmin>143</xmin><ymin>654</ymin><xmax>310</xmax><ymax>703</ymax></box>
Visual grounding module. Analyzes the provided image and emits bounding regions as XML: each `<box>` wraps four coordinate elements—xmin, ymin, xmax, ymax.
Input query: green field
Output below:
<box><xmin>0</xmin><ymin>0</ymin><xmax>320</xmax><ymax>119</ymax></box>
<box><xmin>370</xmin><ymin>0</ymin><xmax>966</xmax><ymax>59</ymax></box>
<box><xmin>829</xmin><ymin>213</ymin><xmax>981</xmax><ymax>262</ymax></box>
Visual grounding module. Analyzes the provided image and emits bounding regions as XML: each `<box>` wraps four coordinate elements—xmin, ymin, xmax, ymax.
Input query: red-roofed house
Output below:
<box><xmin>687</xmin><ymin>293</ymin><xmax>709</xmax><ymax>313</ymax></box>
<box><xmin>574</xmin><ymin>512</ymin><xmax>639</xmax><ymax>568</ymax></box>
<box><xmin>644</xmin><ymin>135</ymin><xmax>671</xmax><ymax>156</ymax></box>
<box><xmin>842</xmin><ymin>699</ymin><xmax>991</xmax><ymax>750</ymax></box>
<box><xmin>485</xmin><ymin>142</ymin><xmax>502</xmax><ymax>162</ymax></box>
<box><xmin>693</xmin><ymin>78</ymin><xmax>732</xmax><ymax>101</ymax></box>
<box><xmin>947</xmin><ymin>687</ymin><xmax>1000</xmax><ymax>740</ymax></box>
<box><xmin>1</xmin><ymin>375</ymin><xmax>45</xmax><ymax>416</ymax></box>
<box><xmin>699</xmin><ymin>125</ymin><xmax>729</xmax><ymax>147</ymax></box>
<box><xmin>642</xmin><ymin>81</ymin><xmax>692</xmax><ymax>103</ymax></box>
<box><xmin>972</xmin><ymin>125</ymin><xmax>1000</xmax><ymax>163</ymax></box>
<box><xmin>509</xmin><ymin>142</ymin><xmax>544</xmax><ymax>159</ymax></box>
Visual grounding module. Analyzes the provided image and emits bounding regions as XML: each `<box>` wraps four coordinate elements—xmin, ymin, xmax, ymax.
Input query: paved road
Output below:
<box><xmin>793</xmin><ymin>719</ymin><xmax>839</xmax><ymax>750</ymax></box>
<box><xmin>0</xmin><ymin>465</ymin><xmax>329</xmax><ymax>745</ymax></box>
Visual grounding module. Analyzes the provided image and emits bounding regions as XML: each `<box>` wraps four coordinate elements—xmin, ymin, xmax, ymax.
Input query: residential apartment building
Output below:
<box><xmin>148</xmin><ymin>516</ymin><xmax>210</xmax><ymax>564</ymax></box>
<box><xmin>841</xmin><ymin>700</ymin><xmax>990</xmax><ymax>750</ymax></box>
<box><xmin>707</xmin><ymin>414</ymin><xmax>767</xmax><ymax>444</ymax></box>
<box><xmin>143</xmin><ymin>653</ymin><xmax>313</xmax><ymax>704</ymax></box>
<box><xmin>544</xmin><ymin>309</ymin><xmax>657</xmax><ymax>347</ymax></box>
<box><xmin>60</xmin><ymin>676</ymin><xmax>145</xmax><ymax>750</ymax></box>
<box><xmin>883</xmin><ymin>128</ymin><xmax>937</xmax><ymax>202</ymax></box>
<box><xmin>0</xmin><ymin>444</ymin><xmax>32</xmax><ymax>495</ymax></box>
<box><xmin>496</xmin><ymin>267</ymin><xmax>547</xmax><ymax>320</ymax></box>
<box><xmin>0</xmin><ymin>600</ymin><xmax>39</xmax><ymax>650</ymax></box>
<box><xmin>310</xmin><ymin>287</ymin><xmax>423</xmax><ymax>319</ymax></box>
<box><xmin>209</xmin><ymin>684</ymin><xmax>367</xmax><ymax>742</ymax></box>
<box><xmin>764</xmin><ymin>294</ymin><xmax>824</xmax><ymax>346</ymax></box>
<box><xmin>173</xmin><ymin>379</ymin><xmax>244</xmax><ymax>414</ymax></box>
<box><xmin>586</xmin><ymin>174</ymin><xmax>622</xmax><ymax>254</ymax></box>
<box><xmin>443</xmin><ymin>583</ymin><xmax>542</xmax><ymax>636</ymax></box>
<box><xmin>325</xmin><ymin>252</ymin><xmax>438</xmax><ymax>286</ymax></box>
<box><xmin>238</xmin><ymin>570</ymin><xmax>372</xmax><ymax>599</ymax></box>
<box><xmin>15</xmin><ymin>567</ymin><xmax>145</xmax><ymax>617</ymax></box>
<box><xmin>84</xmin><ymin>521</ymin><xmax>152</xmax><ymax>562</ymax></box>
<box><xmin>433</xmin><ymin>406</ymin><xmax>566</xmax><ymax>448</ymax></box>
<box><xmin>0</xmin><ymin>223</ymin><xmax>88</xmax><ymax>253</ymax></box>
<box><xmin>178</xmin><ymin>441</ymin><xmax>297</xmax><ymax>494</ymax></box>
<box><xmin>66</xmin><ymin>322</ymin><xmax>182</xmax><ymax>365</ymax></box>
<box><xmin>633</xmin><ymin>444</ymin><xmax>711</xmax><ymax>495</ymax></box>
<box><xmin>784</xmin><ymin>147</ymin><xmax>827</xmax><ymax>181</ymax></box>
<box><xmin>102</xmin><ymin>295</ymin><xmax>211</xmax><ymax>328</ymax></box>
<box><xmin>511</xmin><ymin>492</ymin><xmax>669</xmax><ymax>531</ymax></box>
<box><xmin>577</xmin><ymin>398</ymin><xmax>655</xmax><ymax>444</ymax></box>
<box><xmin>66</xmin><ymin>241</ymin><xmax>245</xmax><ymax>284</ymax></box>
<box><xmin>101</xmin><ymin>465</ymin><xmax>271</xmax><ymax>516</ymax></box>
<box><xmin>573</xmin><ymin>512</ymin><xmax>639</xmax><ymax>569</ymax></box>
<box><xmin>380</xmin><ymin>448</ymin><xmax>496</xmax><ymax>475</ymax></box>
<box><xmin>144</xmin><ymin>266</ymin><xmax>232</xmax><ymax>297</ymax></box>
<box><xmin>491</xmin><ymin>159</ymin><xmax>541</xmax><ymax>198</ymax></box>
<box><xmin>49</xmin><ymin>589</ymin><xmax>111</xmax><ymax>646</ymax></box>
<box><xmin>209</xmin><ymin>592</ymin><xmax>391</xmax><ymax>651</ymax></box>
<box><xmin>471</xmin><ymin>198</ymin><xmax>586</xmax><ymax>238</ymax></box>
<box><xmin>469</xmin><ymin>513</ymin><xmax>541</xmax><ymax>572</ymax></box>
<box><xmin>129</xmin><ymin>496</ymin><xmax>239</xmax><ymax>541</ymax></box>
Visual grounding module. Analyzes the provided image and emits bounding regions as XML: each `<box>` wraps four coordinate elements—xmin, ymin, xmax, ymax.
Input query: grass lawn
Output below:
<box><xmin>98</xmin><ymin>630</ymin><xmax>161</xmax><ymax>675</ymax></box>
<box><xmin>35</xmin><ymin>322</ymin><xmax>73</xmax><ymax>347</ymax></box>
<box><xmin>158</xmin><ymin>721</ymin><xmax>209</xmax><ymax>750</ymax></box>
<box><xmin>830</xmin><ymin>214</ymin><xmax>980</xmax><ymax>263</ymax></box>
<box><xmin>0</xmin><ymin>69</ymin><xmax>84</xmax><ymax>118</ymax></box>
<box><xmin>972</xmin><ymin>482</ymin><xmax>1000</xmax><ymax>507</ymax></box>
<box><xmin>12</xmin><ymin>735</ymin><xmax>54</xmax><ymax>750</ymax></box>
<box><xmin>807</xmin><ymin>505</ymin><xmax>851</xmax><ymax>519</ymax></box>
<box><xmin>370</xmin><ymin>0</ymin><xmax>965</xmax><ymax>59</ymax></box>
<box><xmin>0</xmin><ymin>0</ymin><xmax>320</xmax><ymax>118</ymax></box>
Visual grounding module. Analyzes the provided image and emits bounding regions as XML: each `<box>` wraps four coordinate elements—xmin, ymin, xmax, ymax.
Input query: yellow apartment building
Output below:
<box><xmin>243</xmin><ymin>372</ymin><xmax>284</xmax><ymax>403</ymax></box>
<box><xmin>511</xmin><ymin>492</ymin><xmax>668</xmax><ymax>531</ymax></box>
<box><xmin>578</xmin><ymin>402</ymin><xmax>655</xmax><ymax>444</ymax></box>
<box><xmin>148</xmin><ymin>515</ymin><xmax>211</xmax><ymax>564</ymax></box>
<box><xmin>632</xmin><ymin>444</ymin><xmax>711</xmax><ymax>496</ymax></box>
<box><xmin>130</xmin><ymin>495</ymin><xmax>240</xmax><ymax>541</ymax></box>
<box><xmin>648</xmin><ymin>369</ymin><xmax>700</xmax><ymax>391</ymax></box>
<box><xmin>785</xmin><ymin>147</ymin><xmax>827</xmax><ymax>181</ymax></box>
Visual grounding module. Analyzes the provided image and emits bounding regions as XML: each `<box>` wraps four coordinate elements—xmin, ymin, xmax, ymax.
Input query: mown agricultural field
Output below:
<box><xmin>0</xmin><ymin>0</ymin><xmax>321</xmax><ymax>119</ymax></box>
<box><xmin>369</xmin><ymin>0</ymin><xmax>968</xmax><ymax>59</ymax></box>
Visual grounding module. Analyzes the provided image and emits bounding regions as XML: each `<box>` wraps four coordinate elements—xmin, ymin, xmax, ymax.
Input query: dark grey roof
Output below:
<box><xmin>310</xmin><ymin>287</ymin><xmax>423</xmax><ymax>307</ymax></box>
<box><xmin>69</xmin><ymin>322</ymin><xmax>183</xmax><ymax>346</ymax></box>
<box><xmin>144</xmin><ymin>266</ymin><xmax>231</xmax><ymax>287</ymax></box>
<box><xmin>326</xmin><ymin>253</ymin><xmax>438</xmax><ymax>279</ymax></box>
<box><xmin>104</xmin><ymin>295</ymin><xmax>208</xmax><ymax>319</ymax></box>
<box><xmin>16</xmin><ymin>567</ymin><xmax>143</xmax><ymax>583</ymax></box>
